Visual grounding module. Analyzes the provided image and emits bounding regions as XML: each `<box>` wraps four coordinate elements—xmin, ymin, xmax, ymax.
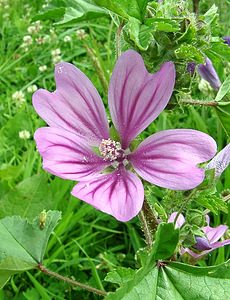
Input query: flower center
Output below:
<box><xmin>99</xmin><ymin>138</ymin><xmax>124</xmax><ymax>162</ymax></box>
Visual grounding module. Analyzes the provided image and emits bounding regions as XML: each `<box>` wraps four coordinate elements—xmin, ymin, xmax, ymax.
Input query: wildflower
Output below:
<box><xmin>39</xmin><ymin>65</ymin><xmax>47</xmax><ymax>72</ymax></box>
<box><xmin>198</xmin><ymin>58</ymin><xmax>221</xmax><ymax>90</ymax></box>
<box><xmin>223</xmin><ymin>36</ymin><xmax>230</xmax><ymax>46</ymax></box>
<box><xmin>19</xmin><ymin>130</ymin><xmax>31</xmax><ymax>140</ymax></box>
<box><xmin>23</xmin><ymin>35</ymin><xmax>33</xmax><ymax>46</ymax></box>
<box><xmin>206</xmin><ymin>143</ymin><xmax>230</xmax><ymax>176</ymax></box>
<box><xmin>12</xmin><ymin>91</ymin><xmax>25</xmax><ymax>104</ymax></box>
<box><xmin>64</xmin><ymin>35</ymin><xmax>72</xmax><ymax>42</ymax></box>
<box><xmin>27</xmin><ymin>25</ymin><xmax>36</xmax><ymax>35</ymax></box>
<box><xmin>52</xmin><ymin>55</ymin><xmax>62</xmax><ymax>64</ymax></box>
<box><xmin>51</xmin><ymin>48</ymin><xmax>61</xmax><ymax>64</ymax></box>
<box><xmin>27</xmin><ymin>84</ymin><xmax>38</xmax><ymax>93</ymax></box>
<box><xmin>169</xmin><ymin>213</ymin><xmax>230</xmax><ymax>259</ymax></box>
<box><xmin>33</xmin><ymin>50</ymin><xmax>216</xmax><ymax>221</ymax></box>
<box><xmin>76</xmin><ymin>29</ymin><xmax>87</xmax><ymax>40</ymax></box>
<box><xmin>51</xmin><ymin>48</ymin><xmax>61</xmax><ymax>56</ymax></box>
<box><xmin>35</xmin><ymin>36</ymin><xmax>47</xmax><ymax>45</ymax></box>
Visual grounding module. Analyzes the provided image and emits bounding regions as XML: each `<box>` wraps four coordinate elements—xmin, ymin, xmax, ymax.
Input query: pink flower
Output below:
<box><xmin>169</xmin><ymin>213</ymin><xmax>230</xmax><ymax>259</ymax></box>
<box><xmin>33</xmin><ymin>50</ymin><xmax>217</xmax><ymax>222</ymax></box>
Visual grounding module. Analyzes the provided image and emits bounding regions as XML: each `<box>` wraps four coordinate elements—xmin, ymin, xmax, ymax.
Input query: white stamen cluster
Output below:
<box><xmin>99</xmin><ymin>138</ymin><xmax>122</xmax><ymax>161</ymax></box>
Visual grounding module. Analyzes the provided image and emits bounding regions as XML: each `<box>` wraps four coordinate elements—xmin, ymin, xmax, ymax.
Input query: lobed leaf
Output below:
<box><xmin>0</xmin><ymin>211</ymin><xmax>61</xmax><ymax>288</ymax></box>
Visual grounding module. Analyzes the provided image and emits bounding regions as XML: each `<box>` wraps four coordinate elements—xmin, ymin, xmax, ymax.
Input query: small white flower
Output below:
<box><xmin>27</xmin><ymin>25</ymin><xmax>36</xmax><ymax>34</ymax></box>
<box><xmin>63</xmin><ymin>35</ymin><xmax>72</xmax><ymax>42</ymax></box>
<box><xmin>39</xmin><ymin>65</ymin><xmax>47</xmax><ymax>72</ymax></box>
<box><xmin>23</xmin><ymin>35</ymin><xmax>33</xmax><ymax>46</ymax></box>
<box><xmin>27</xmin><ymin>84</ymin><xmax>38</xmax><ymax>93</ymax></box>
<box><xmin>52</xmin><ymin>55</ymin><xmax>62</xmax><ymax>64</ymax></box>
<box><xmin>51</xmin><ymin>48</ymin><xmax>61</xmax><ymax>57</ymax></box>
<box><xmin>34</xmin><ymin>20</ymin><xmax>42</xmax><ymax>32</ymax></box>
<box><xmin>12</xmin><ymin>91</ymin><xmax>25</xmax><ymax>104</ymax></box>
<box><xmin>76</xmin><ymin>29</ymin><xmax>87</xmax><ymax>40</ymax></box>
<box><xmin>19</xmin><ymin>130</ymin><xmax>31</xmax><ymax>140</ymax></box>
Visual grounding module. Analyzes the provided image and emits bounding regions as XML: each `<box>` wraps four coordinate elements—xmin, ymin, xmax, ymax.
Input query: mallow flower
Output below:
<box><xmin>33</xmin><ymin>50</ymin><xmax>217</xmax><ymax>222</ymax></box>
<box><xmin>206</xmin><ymin>143</ymin><xmax>230</xmax><ymax>177</ymax></box>
<box><xmin>169</xmin><ymin>213</ymin><xmax>230</xmax><ymax>259</ymax></box>
<box><xmin>198</xmin><ymin>58</ymin><xmax>221</xmax><ymax>90</ymax></box>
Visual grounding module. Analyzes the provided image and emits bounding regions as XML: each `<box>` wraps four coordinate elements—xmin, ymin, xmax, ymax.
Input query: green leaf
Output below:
<box><xmin>145</xmin><ymin>18</ymin><xmax>180</xmax><ymax>32</ymax></box>
<box><xmin>105</xmin><ymin>267</ymin><xmax>136</xmax><ymax>285</ymax></box>
<box><xmin>57</xmin><ymin>0</ymin><xmax>107</xmax><ymax>25</ymax></box>
<box><xmin>0</xmin><ymin>211</ymin><xmax>61</xmax><ymax>288</ymax></box>
<box><xmin>94</xmin><ymin>0</ymin><xmax>148</xmax><ymax>21</ymax></box>
<box><xmin>151</xmin><ymin>223</ymin><xmax>179</xmax><ymax>261</ymax></box>
<box><xmin>195</xmin><ymin>191</ymin><xmax>228</xmax><ymax>214</ymax></box>
<box><xmin>207</xmin><ymin>42</ymin><xmax>230</xmax><ymax>62</ymax></box>
<box><xmin>175</xmin><ymin>44</ymin><xmax>203</xmax><ymax>63</ymax></box>
<box><xmin>105</xmin><ymin>261</ymin><xmax>230</xmax><ymax>299</ymax></box>
<box><xmin>0</xmin><ymin>174</ymin><xmax>54</xmax><ymax>220</ymax></box>
<box><xmin>215</xmin><ymin>102</ymin><xmax>230</xmax><ymax>137</ymax></box>
<box><xmin>215</xmin><ymin>74</ymin><xmax>230</xmax><ymax>102</ymax></box>
<box><xmin>203</xmin><ymin>4</ymin><xmax>218</xmax><ymax>25</ymax></box>
<box><xmin>126</xmin><ymin>17</ymin><xmax>152</xmax><ymax>50</ymax></box>
<box><xmin>33</xmin><ymin>0</ymin><xmax>107</xmax><ymax>24</ymax></box>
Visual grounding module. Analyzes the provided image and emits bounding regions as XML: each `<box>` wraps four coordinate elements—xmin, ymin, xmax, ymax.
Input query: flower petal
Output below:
<box><xmin>71</xmin><ymin>167</ymin><xmax>144</xmax><ymax>222</ymax></box>
<box><xmin>34</xmin><ymin>127</ymin><xmax>109</xmax><ymax>181</ymax></box>
<box><xmin>203</xmin><ymin>225</ymin><xmax>228</xmax><ymax>244</ymax></box>
<box><xmin>198</xmin><ymin>58</ymin><xmax>221</xmax><ymax>90</ymax></box>
<box><xmin>33</xmin><ymin>62</ymin><xmax>109</xmax><ymax>146</ymax></box>
<box><xmin>206</xmin><ymin>143</ymin><xmax>230</xmax><ymax>176</ymax></box>
<box><xmin>168</xmin><ymin>212</ymin><xmax>185</xmax><ymax>228</ymax></box>
<box><xmin>129</xmin><ymin>129</ymin><xmax>217</xmax><ymax>190</ymax></box>
<box><xmin>108</xmin><ymin>50</ymin><xmax>175</xmax><ymax>149</ymax></box>
<box><xmin>210</xmin><ymin>239</ymin><xmax>230</xmax><ymax>249</ymax></box>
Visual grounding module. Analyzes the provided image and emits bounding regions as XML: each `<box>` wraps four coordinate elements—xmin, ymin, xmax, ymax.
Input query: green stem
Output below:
<box><xmin>180</xmin><ymin>99</ymin><xmax>218</xmax><ymax>107</ymax></box>
<box><xmin>38</xmin><ymin>264</ymin><xmax>107</xmax><ymax>297</ymax></box>
<box><xmin>139</xmin><ymin>199</ymin><xmax>159</xmax><ymax>248</ymax></box>
<box><xmin>174</xmin><ymin>190</ymin><xmax>197</xmax><ymax>224</ymax></box>
<box><xmin>193</xmin><ymin>0</ymin><xmax>200</xmax><ymax>14</ymax></box>
<box><xmin>84</xmin><ymin>44</ymin><xmax>108</xmax><ymax>93</ymax></box>
<box><xmin>116</xmin><ymin>21</ymin><xmax>124</xmax><ymax>59</ymax></box>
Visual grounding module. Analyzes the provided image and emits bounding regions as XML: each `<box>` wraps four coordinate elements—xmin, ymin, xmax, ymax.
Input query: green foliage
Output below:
<box><xmin>105</xmin><ymin>260</ymin><xmax>230</xmax><ymax>299</ymax></box>
<box><xmin>151</xmin><ymin>223</ymin><xmax>179</xmax><ymax>261</ymax></box>
<box><xmin>126</xmin><ymin>17</ymin><xmax>152</xmax><ymax>50</ymax></box>
<box><xmin>215</xmin><ymin>102</ymin><xmax>230</xmax><ymax>137</ymax></box>
<box><xmin>0</xmin><ymin>211</ymin><xmax>61</xmax><ymax>288</ymax></box>
<box><xmin>194</xmin><ymin>191</ymin><xmax>228</xmax><ymax>215</ymax></box>
<box><xmin>33</xmin><ymin>0</ymin><xmax>107</xmax><ymax>24</ymax></box>
<box><xmin>94</xmin><ymin>0</ymin><xmax>148</xmax><ymax>21</ymax></box>
<box><xmin>215</xmin><ymin>75</ymin><xmax>230</xmax><ymax>102</ymax></box>
<box><xmin>0</xmin><ymin>174</ymin><xmax>54</xmax><ymax>220</ymax></box>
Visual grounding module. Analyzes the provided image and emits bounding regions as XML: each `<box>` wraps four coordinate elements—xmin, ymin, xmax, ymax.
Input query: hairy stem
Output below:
<box><xmin>139</xmin><ymin>199</ymin><xmax>159</xmax><ymax>248</ymax></box>
<box><xmin>84</xmin><ymin>44</ymin><xmax>108</xmax><ymax>92</ymax></box>
<box><xmin>180</xmin><ymin>99</ymin><xmax>218</xmax><ymax>107</ymax></box>
<box><xmin>38</xmin><ymin>264</ymin><xmax>107</xmax><ymax>297</ymax></box>
<box><xmin>116</xmin><ymin>21</ymin><xmax>124</xmax><ymax>59</ymax></box>
<box><xmin>193</xmin><ymin>0</ymin><xmax>200</xmax><ymax>14</ymax></box>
